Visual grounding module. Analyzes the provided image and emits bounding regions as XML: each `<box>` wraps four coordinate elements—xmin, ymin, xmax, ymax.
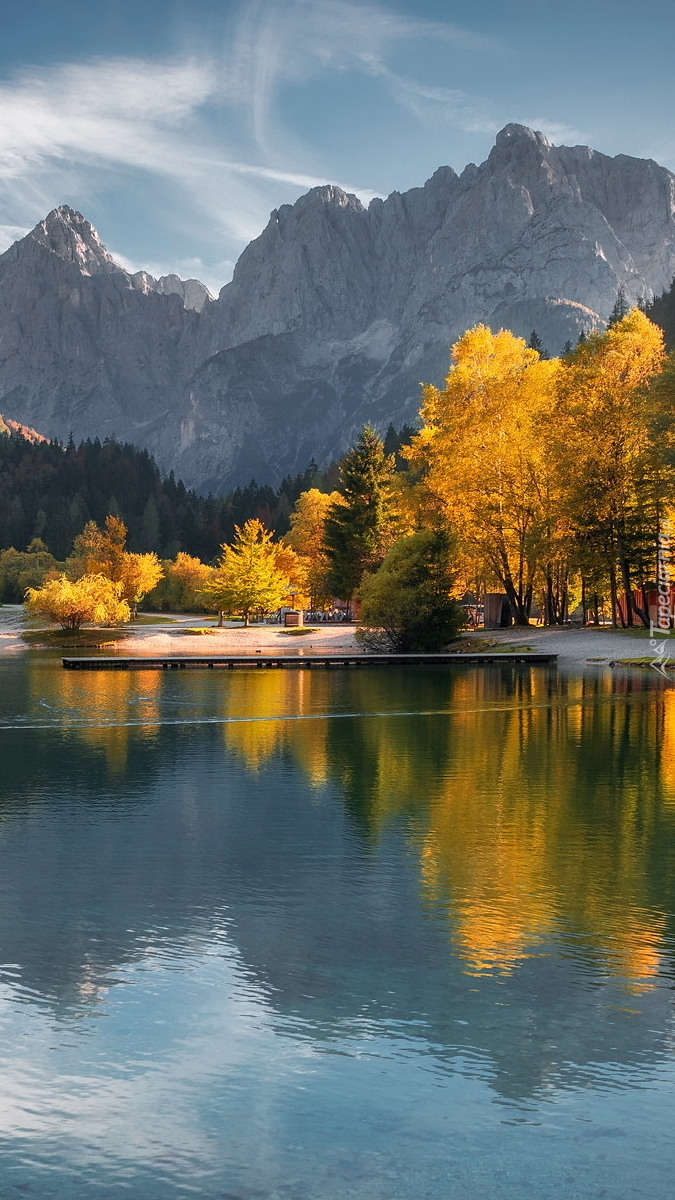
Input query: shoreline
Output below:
<box><xmin>1</xmin><ymin>606</ymin><xmax>672</xmax><ymax>666</ymax></box>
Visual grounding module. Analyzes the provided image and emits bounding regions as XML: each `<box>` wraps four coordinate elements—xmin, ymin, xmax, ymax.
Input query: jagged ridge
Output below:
<box><xmin>1</xmin><ymin>125</ymin><xmax>674</xmax><ymax>493</ymax></box>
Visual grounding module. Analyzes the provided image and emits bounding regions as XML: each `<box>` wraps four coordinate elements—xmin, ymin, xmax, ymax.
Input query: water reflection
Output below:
<box><xmin>0</xmin><ymin>658</ymin><xmax>674</xmax><ymax>1117</ymax></box>
<box><xmin>3</xmin><ymin>658</ymin><xmax>675</xmax><ymax>1000</ymax></box>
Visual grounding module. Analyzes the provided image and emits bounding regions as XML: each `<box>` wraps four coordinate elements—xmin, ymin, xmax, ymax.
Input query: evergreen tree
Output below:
<box><xmin>527</xmin><ymin>329</ymin><xmax>549</xmax><ymax>358</ymax></box>
<box><xmin>323</xmin><ymin>426</ymin><xmax>395</xmax><ymax>600</ymax></box>
<box><xmin>644</xmin><ymin>275</ymin><xmax>675</xmax><ymax>350</ymax></box>
<box><xmin>608</xmin><ymin>284</ymin><xmax>630</xmax><ymax>327</ymax></box>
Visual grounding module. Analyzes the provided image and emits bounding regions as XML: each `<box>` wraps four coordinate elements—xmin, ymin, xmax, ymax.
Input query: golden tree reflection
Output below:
<box><xmin>30</xmin><ymin>663</ymin><xmax>161</xmax><ymax>772</ymax></box>
<box><xmin>258</xmin><ymin>665</ymin><xmax>675</xmax><ymax>991</ymax></box>
<box><xmin>27</xmin><ymin>659</ymin><xmax>675</xmax><ymax>992</ymax></box>
<box><xmin>218</xmin><ymin>669</ymin><xmax>332</xmax><ymax>784</ymax></box>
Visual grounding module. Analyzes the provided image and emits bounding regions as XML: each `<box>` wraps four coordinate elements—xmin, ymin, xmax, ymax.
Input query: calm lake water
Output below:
<box><xmin>0</xmin><ymin>653</ymin><xmax>674</xmax><ymax>1198</ymax></box>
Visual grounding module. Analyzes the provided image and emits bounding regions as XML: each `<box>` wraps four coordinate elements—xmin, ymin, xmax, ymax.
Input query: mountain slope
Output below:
<box><xmin>1</xmin><ymin>126</ymin><xmax>674</xmax><ymax>492</ymax></box>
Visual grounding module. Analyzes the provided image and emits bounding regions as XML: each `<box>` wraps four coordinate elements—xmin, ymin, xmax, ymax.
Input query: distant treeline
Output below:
<box><xmin>644</xmin><ymin>279</ymin><xmax>675</xmax><ymax>351</ymax></box>
<box><xmin>0</xmin><ymin>423</ymin><xmax>415</xmax><ymax>565</ymax></box>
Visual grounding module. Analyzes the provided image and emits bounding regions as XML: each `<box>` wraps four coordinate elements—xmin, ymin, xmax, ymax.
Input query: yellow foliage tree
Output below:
<box><xmin>25</xmin><ymin>573</ymin><xmax>130</xmax><ymax>629</ymax></box>
<box><xmin>284</xmin><ymin>487</ymin><xmax>341</xmax><ymax>608</ymax></box>
<box><xmin>406</xmin><ymin>324</ymin><xmax>559</xmax><ymax>624</ymax></box>
<box><xmin>146</xmin><ymin>552</ymin><xmax>215</xmax><ymax>611</ymax></box>
<box><xmin>551</xmin><ymin>309</ymin><xmax>666</xmax><ymax>625</ymax></box>
<box><xmin>200</xmin><ymin>519</ymin><xmax>295</xmax><ymax>626</ymax></box>
<box><xmin>68</xmin><ymin>516</ymin><xmax>163</xmax><ymax>615</ymax></box>
<box><xmin>272</xmin><ymin>543</ymin><xmax>311</xmax><ymax>610</ymax></box>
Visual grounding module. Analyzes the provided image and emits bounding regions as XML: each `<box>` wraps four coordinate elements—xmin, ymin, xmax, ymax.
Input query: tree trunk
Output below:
<box><xmin>581</xmin><ymin>576</ymin><xmax>587</xmax><ymax>626</ymax></box>
<box><xmin>502</xmin><ymin>576</ymin><xmax>529</xmax><ymax>625</ymax></box>
<box><xmin>608</xmin><ymin>559</ymin><xmax>622</xmax><ymax>627</ymax></box>
<box><xmin>619</xmin><ymin>552</ymin><xmax>649</xmax><ymax>627</ymax></box>
<box><xmin>545</xmin><ymin>571</ymin><xmax>554</xmax><ymax>626</ymax></box>
<box><xmin>218</xmin><ymin>609</ymin><xmax>223</xmax><ymax>627</ymax></box>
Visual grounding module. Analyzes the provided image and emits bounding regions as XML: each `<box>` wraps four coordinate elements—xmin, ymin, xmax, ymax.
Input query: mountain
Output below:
<box><xmin>1</xmin><ymin>125</ymin><xmax>675</xmax><ymax>493</ymax></box>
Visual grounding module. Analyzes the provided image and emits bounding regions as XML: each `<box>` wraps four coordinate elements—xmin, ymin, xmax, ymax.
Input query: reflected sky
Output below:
<box><xmin>0</xmin><ymin>655</ymin><xmax>674</xmax><ymax>1197</ymax></box>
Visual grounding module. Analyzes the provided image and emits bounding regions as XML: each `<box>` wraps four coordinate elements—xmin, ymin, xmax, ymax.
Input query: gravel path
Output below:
<box><xmin>468</xmin><ymin>623</ymin><xmax>664</xmax><ymax>663</ymax></box>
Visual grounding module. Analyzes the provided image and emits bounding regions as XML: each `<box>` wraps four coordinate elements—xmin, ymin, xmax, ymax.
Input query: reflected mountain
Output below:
<box><xmin>0</xmin><ymin>656</ymin><xmax>674</xmax><ymax>1104</ymax></box>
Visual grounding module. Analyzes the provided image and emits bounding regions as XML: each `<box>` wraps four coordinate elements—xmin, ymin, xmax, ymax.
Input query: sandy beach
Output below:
<box><xmin>1</xmin><ymin>604</ymin><xmax>671</xmax><ymax>665</ymax></box>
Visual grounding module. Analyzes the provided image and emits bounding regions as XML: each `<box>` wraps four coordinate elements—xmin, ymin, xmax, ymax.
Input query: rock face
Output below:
<box><xmin>1</xmin><ymin>126</ymin><xmax>674</xmax><ymax>492</ymax></box>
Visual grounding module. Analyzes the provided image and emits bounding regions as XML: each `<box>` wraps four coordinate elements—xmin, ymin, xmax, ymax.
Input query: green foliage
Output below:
<box><xmin>200</xmin><ymin>519</ymin><xmax>292</xmax><ymax>625</ymax></box>
<box><xmin>0</xmin><ymin>431</ymin><xmax>322</xmax><ymax>564</ymax></box>
<box><xmin>323</xmin><ymin>425</ymin><xmax>396</xmax><ymax>600</ymax></box>
<box><xmin>644</xmin><ymin>275</ymin><xmax>675</xmax><ymax>350</ymax></box>
<box><xmin>383</xmin><ymin>422</ymin><xmax>418</xmax><ymax>470</ymax></box>
<box><xmin>358</xmin><ymin>529</ymin><xmax>465</xmax><ymax>652</ymax></box>
<box><xmin>527</xmin><ymin>328</ymin><xmax>548</xmax><ymax>358</ymax></box>
<box><xmin>0</xmin><ymin>539</ymin><xmax>61</xmax><ymax>603</ymax></box>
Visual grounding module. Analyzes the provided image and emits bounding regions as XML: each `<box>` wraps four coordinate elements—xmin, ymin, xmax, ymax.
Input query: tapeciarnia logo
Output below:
<box><xmin>649</xmin><ymin>519</ymin><xmax>674</xmax><ymax>679</ymax></box>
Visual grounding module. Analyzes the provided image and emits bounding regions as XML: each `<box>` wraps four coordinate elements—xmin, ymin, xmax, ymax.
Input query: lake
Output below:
<box><xmin>0</xmin><ymin>653</ymin><xmax>674</xmax><ymax>1198</ymax></box>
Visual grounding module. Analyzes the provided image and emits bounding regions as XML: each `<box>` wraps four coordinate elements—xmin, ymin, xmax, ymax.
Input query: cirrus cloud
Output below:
<box><xmin>0</xmin><ymin>0</ymin><xmax>582</xmax><ymax>290</ymax></box>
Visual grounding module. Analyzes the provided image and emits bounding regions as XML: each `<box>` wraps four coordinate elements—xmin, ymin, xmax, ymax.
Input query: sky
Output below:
<box><xmin>1</xmin><ymin>0</ymin><xmax>674</xmax><ymax>295</ymax></box>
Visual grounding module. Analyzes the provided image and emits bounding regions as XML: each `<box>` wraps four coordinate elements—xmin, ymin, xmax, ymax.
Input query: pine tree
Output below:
<box><xmin>527</xmin><ymin>329</ymin><xmax>548</xmax><ymax>358</ymax></box>
<box><xmin>323</xmin><ymin>426</ymin><xmax>395</xmax><ymax>600</ymax></box>
<box><xmin>608</xmin><ymin>284</ymin><xmax>630</xmax><ymax>327</ymax></box>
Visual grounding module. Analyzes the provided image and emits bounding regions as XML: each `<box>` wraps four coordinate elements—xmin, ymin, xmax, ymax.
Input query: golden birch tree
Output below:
<box><xmin>406</xmin><ymin>325</ymin><xmax>559</xmax><ymax>624</ymax></box>
<box><xmin>551</xmin><ymin>309</ymin><xmax>666</xmax><ymax>626</ymax></box>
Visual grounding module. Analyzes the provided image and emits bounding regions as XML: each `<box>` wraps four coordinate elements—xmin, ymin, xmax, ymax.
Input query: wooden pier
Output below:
<box><xmin>62</xmin><ymin>652</ymin><xmax>556</xmax><ymax>671</ymax></box>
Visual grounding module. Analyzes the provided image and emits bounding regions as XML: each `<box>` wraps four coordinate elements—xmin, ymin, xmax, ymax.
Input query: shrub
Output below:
<box><xmin>357</xmin><ymin>529</ymin><xmax>465</xmax><ymax>652</ymax></box>
<box><xmin>25</xmin><ymin>573</ymin><xmax>131</xmax><ymax>630</ymax></box>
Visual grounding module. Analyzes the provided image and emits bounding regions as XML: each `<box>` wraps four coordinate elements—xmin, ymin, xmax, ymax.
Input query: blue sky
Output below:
<box><xmin>1</xmin><ymin>0</ymin><xmax>673</xmax><ymax>294</ymax></box>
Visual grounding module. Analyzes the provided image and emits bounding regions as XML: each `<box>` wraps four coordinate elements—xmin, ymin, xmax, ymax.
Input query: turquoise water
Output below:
<box><xmin>0</xmin><ymin>654</ymin><xmax>674</xmax><ymax>1198</ymax></box>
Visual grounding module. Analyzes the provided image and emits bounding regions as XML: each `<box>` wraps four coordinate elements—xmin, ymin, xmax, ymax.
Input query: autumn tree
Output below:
<box><xmin>323</xmin><ymin>426</ymin><xmax>396</xmax><ymax>601</ymax></box>
<box><xmin>272</xmin><ymin>543</ymin><xmax>311</xmax><ymax>611</ymax></box>
<box><xmin>68</xmin><ymin>515</ymin><xmax>163</xmax><ymax>615</ymax></box>
<box><xmin>552</xmin><ymin>309</ymin><xmax>667</xmax><ymax>625</ymax></box>
<box><xmin>406</xmin><ymin>325</ymin><xmax>559</xmax><ymax>625</ymax></box>
<box><xmin>25</xmin><ymin>574</ymin><xmax>130</xmax><ymax>629</ymax></box>
<box><xmin>284</xmin><ymin>487</ymin><xmax>341</xmax><ymax>608</ymax></box>
<box><xmin>200</xmin><ymin>519</ymin><xmax>293</xmax><ymax>626</ymax></box>
<box><xmin>145</xmin><ymin>553</ymin><xmax>215</xmax><ymax>612</ymax></box>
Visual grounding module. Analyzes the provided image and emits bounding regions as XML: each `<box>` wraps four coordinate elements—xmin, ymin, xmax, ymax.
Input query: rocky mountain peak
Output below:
<box><xmin>495</xmin><ymin>123</ymin><xmax>553</xmax><ymax>150</ymax></box>
<box><xmin>293</xmin><ymin>184</ymin><xmax>365</xmax><ymax>214</ymax></box>
<box><xmin>2</xmin><ymin>126</ymin><xmax>675</xmax><ymax>494</ymax></box>
<box><xmin>28</xmin><ymin>206</ymin><xmax>118</xmax><ymax>275</ymax></box>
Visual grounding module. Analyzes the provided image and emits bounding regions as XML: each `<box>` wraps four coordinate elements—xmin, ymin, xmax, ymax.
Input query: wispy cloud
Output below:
<box><xmin>0</xmin><ymin>0</ymin><xmax>578</xmax><ymax>288</ymax></box>
<box><xmin>224</xmin><ymin>0</ymin><xmax>501</xmax><ymax>154</ymax></box>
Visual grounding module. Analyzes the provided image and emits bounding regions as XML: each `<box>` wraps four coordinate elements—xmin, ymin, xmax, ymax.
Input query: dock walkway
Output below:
<box><xmin>62</xmin><ymin>652</ymin><xmax>557</xmax><ymax>671</ymax></box>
